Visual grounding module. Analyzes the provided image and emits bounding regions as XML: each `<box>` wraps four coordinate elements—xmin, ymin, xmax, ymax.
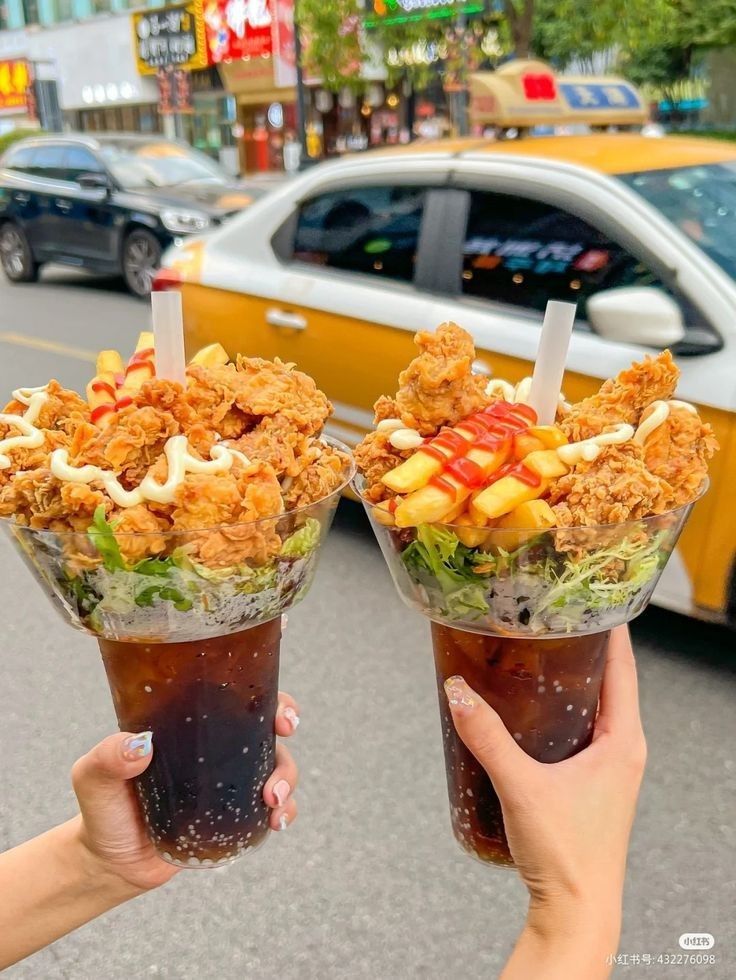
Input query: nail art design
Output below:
<box><xmin>272</xmin><ymin>779</ymin><xmax>290</xmax><ymax>806</ymax></box>
<box><xmin>283</xmin><ymin>706</ymin><xmax>300</xmax><ymax>731</ymax></box>
<box><xmin>123</xmin><ymin>731</ymin><xmax>153</xmax><ymax>761</ymax></box>
<box><xmin>444</xmin><ymin>676</ymin><xmax>475</xmax><ymax>709</ymax></box>
<box><xmin>278</xmin><ymin>814</ymin><xmax>288</xmax><ymax>832</ymax></box>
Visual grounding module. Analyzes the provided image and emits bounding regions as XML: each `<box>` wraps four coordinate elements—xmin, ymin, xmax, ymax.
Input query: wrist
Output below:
<box><xmin>66</xmin><ymin>817</ymin><xmax>145</xmax><ymax>905</ymax></box>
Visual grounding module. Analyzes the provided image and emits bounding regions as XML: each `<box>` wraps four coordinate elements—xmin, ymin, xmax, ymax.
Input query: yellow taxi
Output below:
<box><xmin>158</xmin><ymin>122</ymin><xmax>736</xmax><ymax>627</ymax></box>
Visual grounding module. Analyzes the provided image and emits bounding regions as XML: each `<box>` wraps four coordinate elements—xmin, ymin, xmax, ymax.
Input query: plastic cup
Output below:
<box><xmin>5</xmin><ymin>444</ymin><xmax>354</xmax><ymax>867</ymax></box>
<box><xmin>358</xmin><ymin>477</ymin><xmax>699</xmax><ymax>867</ymax></box>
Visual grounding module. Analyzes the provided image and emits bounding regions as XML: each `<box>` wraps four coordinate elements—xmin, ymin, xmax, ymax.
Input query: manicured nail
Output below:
<box><xmin>272</xmin><ymin>779</ymin><xmax>290</xmax><ymax>806</ymax></box>
<box><xmin>444</xmin><ymin>676</ymin><xmax>476</xmax><ymax>711</ymax></box>
<box><xmin>283</xmin><ymin>706</ymin><xmax>300</xmax><ymax>731</ymax></box>
<box><xmin>123</xmin><ymin>731</ymin><xmax>153</xmax><ymax>761</ymax></box>
<box><xmin>281</xmin><ymin>614</ymin><xmax>289</xmax><ymax>633</ymax></box>
<box><xmin>278</xmin><ymin>814</ymin><xmax>289</xmax><ymax>832</ymax></box>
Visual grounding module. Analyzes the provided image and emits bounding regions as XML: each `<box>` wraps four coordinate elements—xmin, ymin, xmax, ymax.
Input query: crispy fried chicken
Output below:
<box><xmin>640</xmin><ymin>405</ymin><xmax>718</xmax><ymax>509</ymax></box>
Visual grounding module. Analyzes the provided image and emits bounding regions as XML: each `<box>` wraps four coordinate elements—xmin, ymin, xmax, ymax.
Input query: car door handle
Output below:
<box><xmin>13</xmin><ymin>193</ymin><xmax>30</xmax><ymax>205</ymax></box>
<box><xmin>266</xmin><ymin>308</ymin><xmax>307</xmax><ymax>330</ymax></box>
<box><xmin>55</xmin><ymin>199</ymin><xmax>73</xmax><ymax>212</ymax></box>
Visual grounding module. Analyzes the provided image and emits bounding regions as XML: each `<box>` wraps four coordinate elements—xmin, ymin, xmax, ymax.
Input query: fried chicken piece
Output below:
<box><xmin>549</xmin><ymin>444</ymin><xmax>671</xmax><ymax>527</ymax></box>
<box><xmin>641</xmin><ymin>405</ymin><xmax>718</xmax><ymax>509</ymax></box>
<box><xmin>562</xmin><ymin>351</ymin><xmax>680</xmax><ymax>441</ymax></box>
<box><xmin>71</xmin><ymin>405</ymin><xmax>179</xmax><ymax>487</ymax></box>
<box><xmin>354</xmin><ymin>429</ymin><xmax>411</xmax><ymax>503</ymax></box>
<box><xmin>184</xmin><ymin>364</ymin><xmax>254</xmax><ymax>439</ymax></box>
<box><xmin>282</xmin><ymin>440</ymin><xmax>349</xmax><ymax>510</ymax></box>
<box><xmin>394</xmin><ymin>322</ymin><xmax>489</xmax><ymax>434</ymax></box>
<box><xmin>0</xmin><ymin>380</ymin><xmax>89</xmax><ymax>487</ymax></box>
<box><xmin>0</xmin><ymin>466</ymin><xmax>107</xmax><ymax>531</ymax></box>
<box><xmin>231</xmin><ymin>414</ymin><xmax>311</xmax><ymax>480</ymax></box>
<box><xmin>135</xmin><ymin>378</ymin><xmax>216</xmax><ymax>457</ymax></box>
<box><xmin>113</xmin><ymin>504</ymin><xmax>170</xmax><ymax>564</ymax></box>
<box><xmin>171</xmin><ymin>460</ymin><xmax>284</xmax><ymax>567</ymax></box>
<box><xmin>373</xmin><ymin>395</ymin><xmax>401</xmax><ymax>424</ymax></box>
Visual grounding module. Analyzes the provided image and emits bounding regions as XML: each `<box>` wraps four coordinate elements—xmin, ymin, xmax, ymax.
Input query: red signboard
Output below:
<box><xmin>522</xmin><ymin>73</ymin><xmax>557</xmax><ymax>101</ymax></box>
<box><xmin>0</xmin><ymin>60</ymin><xmax>32</xmax><ymax>114</ymax></box>
<box><xmin>272</xmin><ymin>0</ymin><xmax>296</xmax><ymax>87</ymax></box>
<box><xmin>203</xmin><ymin>0</ymin><xmax>273</xmax><ymax>64</ymax></box>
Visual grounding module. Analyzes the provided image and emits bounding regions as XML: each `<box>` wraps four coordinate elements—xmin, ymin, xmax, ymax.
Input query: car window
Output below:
<box><xmin>27</xmin><ymin>145</ymin><xmax>68</xmax><ymax>182</ymax></box>
<box><xmin>63</xmin><ymin>146</ymin><xmax>105</xmax><ymax>182</ymax></box>
<box><xmin>461</xmin><ymin>191</ymin><xmax>662</xmax><ymax>313</ymax></box>
<box><xmin>2</xmin><ymin>145</ymin><xmax>36</xmax><ymax>172</ymax></box>
<box><xmin>291</xmin><ymin>185</ymin><xmax>426</xmax><ymax>283</ymax></box>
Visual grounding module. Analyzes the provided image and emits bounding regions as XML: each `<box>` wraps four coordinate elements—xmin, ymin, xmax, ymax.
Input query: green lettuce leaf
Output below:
<box><xmin>280</xmin><ymin>518</ymin><xmax>321</xmax><ymax>558</ymax></box>
<box><xmin>87</xmin><ymin>506</ymin><xmax>126</xmax><ymax>572</ymax></box>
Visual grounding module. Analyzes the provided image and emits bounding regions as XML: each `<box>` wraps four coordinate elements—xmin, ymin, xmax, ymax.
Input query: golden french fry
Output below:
<box><xmin>527</xmin><ymin>425</ymin><xmax>568</xmax><ymax>449</ymax></box>
<box><xmin>383</xmin><ymin>451</ymin><xmax>437</xmax><ymax>494</ymax></box>
<box><xmin>135</xmin><ymin>331</ymin><xmax>155</xmax><ymax>353</ymax></box>
<box><xmin>472</xmin><ymin>469</ymin><xmax>551</xmax><ymax>520</ymax></box>
<box><xmin>191</xmin><ymin>343</ymin><xmax>229</xmax><ymax>368</ymax></box>
<box><xmin>394</xmin><ymin>442</ymin><xmax>511</xmax><ymax>528</ymax></box>
<box><xmin>454</xmin><ymin>514</ymin><xmax>490</xmax><ymax>548</ymax></box>
<box><xmin>512</xmin><ymin>432</ymin><xmax>546</xmax><ymax>460</ymax></box>
<box><xmin>86</xmin><ymin>375</ymin><xmax>117</xmax><ymax>427</ymax></box>
<box><xmin>496</xmin><ymin>499</ymin><xmax>556</xmax><ymax>550</ymax></box>
<box><xmin>372</xmin><ymin>500</ymin><xmax>396</xmax><ymax>527</ymax></box>
<box><xmin>96</xmin><ymin>350</ymin><xmax>124</xmax><ymax>377</ymax></box>
<box><xmin>524</xmin><ymin>450</ymin><xmax>569</xmax><ymax>480</ymax></box>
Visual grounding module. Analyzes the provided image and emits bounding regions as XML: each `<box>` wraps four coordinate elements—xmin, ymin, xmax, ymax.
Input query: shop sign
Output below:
<box><xmin>203</xmin><ymin>0</ymin><xmax>273</xmax><ymax>63</ymax></box>
<box><xmin>133</xmin><ymin>0</ymin><xmax>209</xmax><ymax>76</ymax></box>
<box><xmin>559</xmin><ymin>82</ymin><xmax>641</xmax><ymax>111</ymax></box>
<box><xmin>271</xmin><ymin>0</ymin><xmax>296</xmax><ymax>88</ymax></box>
<box><xmin>0</xmin><ymin>59</ymin><xmax>33</xmax><ymax>115</ymax></box>
<box><xmin>366</xmin><ymin>0</ymin><xmax>483</xmax><ymax>26</ymax></box>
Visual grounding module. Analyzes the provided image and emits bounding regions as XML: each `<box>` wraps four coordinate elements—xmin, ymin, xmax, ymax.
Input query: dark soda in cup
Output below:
<box><xmin>99</xmin><ymin>618</ymin><xmax>281</xmax><ymax>868</ymax></box>
<box><xmin>431</xmin><ymin>623</ymin><xmax>609</xmax><ymax>866</ymax></box>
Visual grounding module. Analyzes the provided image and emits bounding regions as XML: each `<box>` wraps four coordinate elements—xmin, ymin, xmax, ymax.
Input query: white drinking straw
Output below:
<box><xmin>528</xmin><ymin>301</ymin><xmax>577</xmax><ymax>426</ymax></box>
<box><xmin>151</xmin><ymin>291</ymin><xmax>186</xmax><ymax>386</ymax></box>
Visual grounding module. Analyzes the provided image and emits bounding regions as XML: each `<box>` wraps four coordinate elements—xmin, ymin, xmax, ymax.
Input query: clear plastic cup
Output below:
<box><xmin>357</xmin><ymin>477</ymin><xmax>698</xmax><ymax>866</ymax></box>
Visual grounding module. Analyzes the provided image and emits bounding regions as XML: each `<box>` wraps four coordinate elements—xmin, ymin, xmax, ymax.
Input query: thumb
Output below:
<box><xmin>71</xmin><ymin>731</ymin><xmax>153</xmax><ymax>824</ymax></box>
<box><xmin>444</xmin><ymin>676</ymin><xmax>531</xmax><ymax>793</ymax></box>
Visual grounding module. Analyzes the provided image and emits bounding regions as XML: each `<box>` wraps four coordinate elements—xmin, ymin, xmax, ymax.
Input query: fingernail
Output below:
<box><xmin>278</xmin><ymin>814</ymin><xmax>289</xmax><ymax>832</ymax></box>
<box><xmin>272</xmin><ymin>778</ymin><xmax>290</xmax><ymax>806</ymax></box>
<box><xmin>283</xmin><ymin>706</ymin><xmax>300</xmax><ymax>731</ymax></box>
<box><xmin>444</xmin><ymin>676</ymin><xmax>476</xmax><ymax>712</ymax></box>
<box><xmin>281</xmin><ymin>614</ymin><xmax>289</xmax><ymax>633</ymax></box>
<box><xmin>122</xmin><ymin>731</ymin><xmax>153</xmax><ymax>761</ymax></box>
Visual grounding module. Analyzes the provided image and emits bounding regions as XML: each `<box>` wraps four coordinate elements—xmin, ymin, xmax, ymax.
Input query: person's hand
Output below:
<box><xmin>70</xmin><ymin>692</ymin><xmax>301</xmax><ymax>894</ymax></box>
<box><xmin>444</xmin><ymin>627</ymin><xmax>646</xmax><ymax>978</ymax></box>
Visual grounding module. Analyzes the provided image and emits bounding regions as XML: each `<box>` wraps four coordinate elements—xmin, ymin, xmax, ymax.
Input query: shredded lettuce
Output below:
<box><xmin>87</xmin><ymin>506</ymin><xmax>125</xmax><ymax>572</ymax></box>
<box><xmin>280</xmin><ymin>518</ymin><xmax>321</xmax><ymax>558</ymax></box>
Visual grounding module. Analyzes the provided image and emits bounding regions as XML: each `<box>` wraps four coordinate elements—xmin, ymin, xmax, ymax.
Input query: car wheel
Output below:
<box><xmin>122</xmin><ymin>228</ymin><xmax>161</xmax><ymax>298</ymax></box>
<box><xmin>0</xmin><ymin>222</ymin><xmax>39</xmax><ymax>283</ymax></box>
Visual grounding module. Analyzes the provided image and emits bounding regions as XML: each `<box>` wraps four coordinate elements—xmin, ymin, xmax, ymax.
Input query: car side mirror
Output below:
<box><xmin>586</xmin><ymin>286</ymin><xmax>686</xmax><ymax>348</ymax></box>
<box><xmin>77</xmin><ymin>172</ymin><xmax>110</xmax><ymax>194</ymax></box>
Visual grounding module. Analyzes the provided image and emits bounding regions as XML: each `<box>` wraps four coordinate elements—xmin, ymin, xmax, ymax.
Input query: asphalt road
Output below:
<box><xmin>0</xmin><ymin>269</ymin><xmax>734</xmax><ymax>980</ymax></box>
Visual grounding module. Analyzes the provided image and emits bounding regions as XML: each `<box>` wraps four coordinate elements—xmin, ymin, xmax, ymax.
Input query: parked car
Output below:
<box><xmin>0</xmin><ymin>133</ymin><xmax>261</xmax><ymax>297</ymax></box>
<box><xmin>158</xmin><ymin>133</ymin><xmax>736</xmax><ymax>626</ymax></box>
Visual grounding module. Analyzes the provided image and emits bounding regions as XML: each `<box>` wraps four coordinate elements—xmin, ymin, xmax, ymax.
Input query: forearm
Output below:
<box><xmin>0</xmin><ymin>816</ymin><xmax>142</xmax><ymax>969</ymax></box>
<box><xmin>501</xmin><ymin>902</ymin><xmax>621</xmax><ymax>980</ymax></box>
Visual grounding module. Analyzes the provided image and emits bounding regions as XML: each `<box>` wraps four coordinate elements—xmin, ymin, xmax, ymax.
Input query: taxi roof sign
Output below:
<box><xmin>470</xmin><ymin>60</ymin><xmax>647</xmax><ymax>129</ymax></box>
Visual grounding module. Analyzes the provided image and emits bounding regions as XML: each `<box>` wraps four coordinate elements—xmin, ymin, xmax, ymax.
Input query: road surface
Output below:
<box><xmin>0</xmin><ymin>268</ymin><xmax>733</xmax><ymax>979</ymax></box>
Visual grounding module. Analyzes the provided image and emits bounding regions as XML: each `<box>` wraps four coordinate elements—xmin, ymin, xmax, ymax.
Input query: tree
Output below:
<box><xmin>503</xmin><ymin>0</ymin><xmax>534</xmax><ymax>58</ymax></box>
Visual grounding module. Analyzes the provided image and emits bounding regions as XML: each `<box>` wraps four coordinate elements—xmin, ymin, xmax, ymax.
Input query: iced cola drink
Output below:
<box><xmin>432</xmin><ymin>624</ymin><xmax>609</xmax><ymax>865</ymax></box>
<box><xmin>99</xmin><ymin>619</ymin><xmax>281</xmax><ymax>867</ymax></box>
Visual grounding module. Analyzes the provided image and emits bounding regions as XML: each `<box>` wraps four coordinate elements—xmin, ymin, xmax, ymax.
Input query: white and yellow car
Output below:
<box><xmin>158</xmin><ymin>133</ymin><xmax>736</xmax><ymax>626</ymax></box>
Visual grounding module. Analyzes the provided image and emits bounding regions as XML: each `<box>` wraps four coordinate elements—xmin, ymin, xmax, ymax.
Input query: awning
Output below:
<box><xmin>470</xmin><ymin>60</ymin><xmax>647</xmax><ymax>129</ymax></box>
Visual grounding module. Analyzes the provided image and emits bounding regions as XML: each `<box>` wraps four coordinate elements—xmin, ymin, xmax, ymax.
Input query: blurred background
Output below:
<box><xmin>1</xmin><ymin>1</ymin><xmax>735</xmax><ymax>978</ymax></box>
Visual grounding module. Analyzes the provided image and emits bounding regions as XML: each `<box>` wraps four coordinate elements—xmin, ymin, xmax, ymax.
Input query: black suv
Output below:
<box><xmin>0</xmin><ymin>133</ymin><xmax>260</xmax><ymax>297</ymax></box>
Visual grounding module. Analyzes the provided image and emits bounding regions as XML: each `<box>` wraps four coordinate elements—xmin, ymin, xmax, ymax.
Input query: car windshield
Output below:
<box><xmin>98</xmin><ymin>142</ymin><xmax>226</xmax><ymax>190</ymax></box>
<box><xmin>619</xmin><ymin>162</ymin><xmax>736</xmax><ymax>279</ymax></box>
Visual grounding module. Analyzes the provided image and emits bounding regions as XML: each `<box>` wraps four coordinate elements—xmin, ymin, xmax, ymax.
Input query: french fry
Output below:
<box><xmin>524</xmin><ymin>450</ymin><xmax>569</xmax><ymax>480</ymax></box>
<box><xmin>96</xmin><ymin>350</ymin><xmax>124</xmax><ymax>377</ymax></box>
<box><xmin>135</xmin><ymin>331</ymin><xmax>154</xmax><ymax>352</ymax></box>
<box><xmin>118</xmin><ymin>334</ymin><xmax>156</xmax><ymax>400</ymax></box>
<box><xmin>394</xmin><ymin>440</ymin><xmax>512</xmax><ymax>528</ymax></box>
<box><xmin>191</xmin><ymin>343</ymin><xmax>229</xmax><ymax>368</ymax></box>
<box><xmin>496</xmin><ymin>500</ymin><xmax>556</xmax><ymax>551</ymax></box>
<box><xmin>512</xmin><ymin>432</ymin><xmax>546</xmax><ymax>460</ymax></box>
<box><xmin>382</xmin><ymin>402</ymin><xmax>536</xmax><ymax>494</ymax></box>
<box><xmin>527</xmin><ymin>425</ymin><xmax>568</xmax><ymax>449</ymax></box>
<box><xmin>472</xmin><ymin>473</ymin><xmax>550</xmax><ymax>521</ymax></box>
<box><xmin>467</xmin><ymin>497</ymin><xmax>489</xmax><ymax>527</ymax></box>
<box><xmin>86</xmin><ymin>374</ymin><xmax>117</xmax><ymax>427</ymax></box>
<box><xmin>372</xmin><ymin>500</ymin><xmax>397</xmax><ymax>527</ymax></box>
<box><xmin>454</xmin><ymin>514</ymin><xmax>490</xmax><ymax>548</ymax></box>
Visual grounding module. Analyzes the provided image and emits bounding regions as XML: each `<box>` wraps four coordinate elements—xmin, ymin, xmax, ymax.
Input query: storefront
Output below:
<box><xmin>0</xmin><ymin>57</ymin><xmax>38</xmax><ymax>134</ymax></box>
<box><xmin>204</xmin><ymin>0</ymin><xmax>297</xmax><ymax>173</ymax></box>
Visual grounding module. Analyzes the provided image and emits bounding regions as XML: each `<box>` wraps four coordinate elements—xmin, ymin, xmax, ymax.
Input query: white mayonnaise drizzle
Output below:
<box><xmin>633</xmin><ymin>399</ymin><xmax>697</xmax><ymax>446</ymax></box>
<box><xmin>50</xmin><ymin>435</ymin><xmax>252</xmax><ymax>509</ymax></box>
<box><xmin>486</xmin><ymin>376</ymin><xmax>570</xmax><ymax>412</ymax></box>
<box><xmin>558</xmin><ymin>424</ymin><xmax>635</xmax><ymax>466</ymax></box>
<box><xmin>376</xmin><ymin>417</ymin><xmax>424</xmax><ymax>451</ymax></box>
<box><xmin>0</xmin><ymin>385</ymin><xmax>49</xmax><ymax>470</ymax></box>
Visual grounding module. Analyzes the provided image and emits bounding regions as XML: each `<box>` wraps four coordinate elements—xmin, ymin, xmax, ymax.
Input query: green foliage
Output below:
<box><xmin>0</xmin><ymin>129</ymin><xmax>44</xmax><ymax>156</ymax></box>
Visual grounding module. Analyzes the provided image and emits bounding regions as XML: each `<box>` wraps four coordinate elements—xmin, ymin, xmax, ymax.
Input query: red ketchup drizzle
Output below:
<box><xmin>91</xmin><ymin>404</ymin><xmax>114</xmax><ymax>424</ymax></box>
<box><xmin>444</xmin><ymin>457</ymin><xmax>486</xmax><ymax>489</ymax></box>
<box><xmin>129</xmin><ymin>348</ymin><xmax>155</xmax><ymax>363</ymax></box>
<box><xmin>492</xmin><ymin>461</ymin><xmax>541</xmax><ymax>487</ymax></box>
<box><xmin>429</xmin><ymin>475</ymin><xmax>457</xmax><ymax>498</ymax></box>
<box><xmin>388</xmin><ymin>498</ymin><xmax>398</xmax><ymax>514</ymax></box>
<box><xmin>91</xmin><ymin>380</ymin><xmax>115</xmax><ymax>399</ymax></box>
<box><xmin>115</xmin><ymin>395</ymin><xmax>133</xmax><ymax>411</ymax></box>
